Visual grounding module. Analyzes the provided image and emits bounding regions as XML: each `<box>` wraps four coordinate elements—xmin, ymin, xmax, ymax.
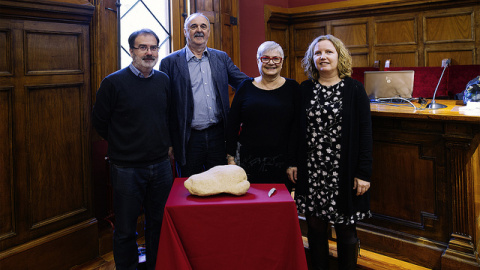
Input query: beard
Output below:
<box><xmin>132</xmin><ymin>54</ymin><xmax>158</xmax><ymax>70</ymax></box>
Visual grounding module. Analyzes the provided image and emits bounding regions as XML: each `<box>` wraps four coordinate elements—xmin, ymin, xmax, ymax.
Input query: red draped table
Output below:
<box><xmin>155</xmin><ymin>178</ymin><xmax>308</xmax><ymax>270</ymax></box>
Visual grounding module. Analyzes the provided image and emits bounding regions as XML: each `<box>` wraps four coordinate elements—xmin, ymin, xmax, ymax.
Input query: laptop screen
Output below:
<box><xmin>364</xmin><ymin>71</ymin><xmax>415</xmax><ymax>99</ymax></box>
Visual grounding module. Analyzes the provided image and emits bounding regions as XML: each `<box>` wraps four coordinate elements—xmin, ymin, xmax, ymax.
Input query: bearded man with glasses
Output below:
<box><xmin>92</xmin><ymin>29</ymin><xmax>174</xmax><ymax>270</ymax></box>
<box><xmin>160</xmin><ymin>13</ymin><xmax>248</xmax><ymax>177</ymax></box>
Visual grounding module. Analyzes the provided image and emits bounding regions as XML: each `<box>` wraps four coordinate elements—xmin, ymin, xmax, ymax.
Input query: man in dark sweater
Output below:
<box><xmin>92</xmin><ymin>29</ymin><xmax>173</xmax><ymax>270</ymax></box>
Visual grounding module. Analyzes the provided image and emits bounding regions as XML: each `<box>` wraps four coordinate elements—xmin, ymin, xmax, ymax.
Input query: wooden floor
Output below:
<box><xmin>71</xmin><ymin>236</ymin><xmax>430</xmax><ymax>270</ymax></box>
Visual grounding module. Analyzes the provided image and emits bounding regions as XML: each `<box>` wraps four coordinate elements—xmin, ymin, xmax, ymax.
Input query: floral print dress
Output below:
<box><xmin>296</xmin><ymin>80</ymin><xmax>370</xmax><ymax>225</ymax></box>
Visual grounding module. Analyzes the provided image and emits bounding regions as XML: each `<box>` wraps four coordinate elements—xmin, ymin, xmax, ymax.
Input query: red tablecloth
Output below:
<box><xmin>155</xmin><ymin>178</ymin><xmax>308</xmax><ymax>270</ymax></box>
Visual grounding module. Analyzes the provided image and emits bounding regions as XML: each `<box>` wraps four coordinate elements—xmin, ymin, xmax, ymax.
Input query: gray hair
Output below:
<box><xmin>184</xmin><ymin>13</ymin><xmax>210</xmax><ymax>29</ymax></box>
<box><xmin>128</xmin><ymin>29</ymin><xmax>159</xmax><ymax>49</ymax></box>
<box><xmin>256</xmin><ymin>41</ymin><xmax>284</xmax><ymax>59</ymax></box>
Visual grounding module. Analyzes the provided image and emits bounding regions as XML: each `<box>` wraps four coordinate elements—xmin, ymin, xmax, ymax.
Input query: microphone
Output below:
<box><xmin>426</xmin><ymin>59</ymin><xmax>450</xmax><ymax>109</ymax></box>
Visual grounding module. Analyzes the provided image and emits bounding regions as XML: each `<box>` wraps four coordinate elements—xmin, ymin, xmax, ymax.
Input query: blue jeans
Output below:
<box><xmin>110</xmin><ymin>159</ymin><xmax>173</xmax><ymax>270</ymax></box>
<box><xmin>180</xmin><ymin>123</ymin><xmax>227</xmax><ymax>177</ymax></box>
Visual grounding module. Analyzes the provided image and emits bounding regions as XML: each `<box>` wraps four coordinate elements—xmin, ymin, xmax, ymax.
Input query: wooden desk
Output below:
<box><xmin>370</xmin><ymin>99</ymin><xmax>480</xmax><ymax>122</ymax></box>
<box><xmin>359</xmin><ymin>100</ymin><xmax>480</xmax><ymax>269</ymax></box>
<box><xmin>155</xmin><ymin>178</ymin><xmax>308</xmax><ymax>270</ymax></box>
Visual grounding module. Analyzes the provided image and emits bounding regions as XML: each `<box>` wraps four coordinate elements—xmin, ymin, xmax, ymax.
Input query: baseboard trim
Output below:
<box><xmin>0</xmin><ymin>219</ymin><xmax>98</xmax><ymax>269</ymax></box>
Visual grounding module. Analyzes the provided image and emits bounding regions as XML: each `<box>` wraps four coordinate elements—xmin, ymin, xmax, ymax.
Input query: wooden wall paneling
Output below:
<box><xmin>0</xmin><ymin>29</ymin><xmax>12</xmax><ymax>75</ymax></box>
<box><xmin>288</xmin><ymin>25</ymin><xmax>297</xmax><ymax>80</ymax></box>
<box><xmin>25</xmin><ymin>31</ymin><xmax>83</xmax><ymax>75</ymax></box>
<box><xmin>267</xmin><ymin>24</ymin><xmax>289</xmax><ymax>58</ymax></box>
<box><xmin>0</xmin><ymin>1</ymin><xmax>97</xmax><ymax>268</ymax></box>
<box><xmin>0</xmin><ymin>219</ymin><xmax>98</xmax><ymax>269</ymax></box>
<box><xmin>441</xmin><ymin>124</ymin><xmax>480</xmax><ymax>269</ymax></box>
<box><xmin>193</xmin><ymin>0</ymin><xmax>218</xmax><ymax>49</ymax></box>
<box><xmin>220</xmin><ymin>0</ymin><xmax>234</xmax><ymax>63</ymax></box>
<box><xmin>472</xmin><ymin>143</ymin><xmax>480</xmax><ymax>261</ymax></box>
<box><xmin>375</xmin><ymin>17</ymin><xmax>417</xmax><ymax>46</ymax></box>
<box><xmin>289</xmin><ymin>21</ymin><xmax>327</xmax><ymax>81</ymax></box>
<box><xmin>374</xmin><ymin>50</ymin><xmax>418</xmax><ymax>67</ymax></box>
<box><xmin>13</xmin><ymin>19</ymin><xmax>93</xmax><ymax>241</ymax></box>
<box><xmin>424</xmin><ymin>10</ymin><xmax>473</xmax><ymax>43</ymax></box>
<box><xmin>330</xmin><ymin>18</ymin><xmax>369</xmax><ymax>67</ymax></box>
<box><xmin>267</xmin><ymin>0</ymin><xmax>480</xmax><ymax>79</ymax></box>
<box><xmin>268</xmin><ymin>23</ymin><xmax>290</xmax><ymax>78</ymax></box>
<box><xmin>220</xmin><ymin>14</ymin><xmax>232</xmax><ymax>58</ymax></box>
<box><xmin>359</xmin><ymin>118</ymin><xmax>452</xmax><ymax>269</ymax></box>
<box><xmin>222</xmin><ymin>0</ymin><xmax>240</xmax><ymax>66</ymax></box>
<box><xmin>368</xmin><ymin>136</ymin><xmax>444</xmax><ymax>236</ymax></box>
<box><xmin>423</xmin><ymin>7</ymin><xmax>476</xmax><ymax>66</ymax></box>
<box><xmin>476</xmin><ymin>6</ymin><xmax>480</xmax><ymax>64</ymax></box>
<box><xmin>0</xmin><ymin>86</ymin><xmax>14</xmax><ymax>243</ymax></box>
<box><xmin>170</xmin><ymin>0</ymin><xmax>183</xmax><ymax>51</ymax></box>
<box><xmin>370</xmin><ymin>142</ymin><xmax>436</xmax><ymax>223</ymax></box>
<box><xmin>373</xmin><ymin>15</ymin><xmax>418</xmax><ymax>68</ymax></box>
<box><xmin>426</xmin><ymin>48</ymin><xmax>475</xmax><ymax>66</ymax></box>
<box><xmin>416</xmin><ymin>12</ymin><xmax>426</xmax><ymax>67</ymax></box>
<box><xmin>295</xmin><ymin>55</ymin><xmax>308</xmax><ymax>83</ymax></box>
<box><xmin>220</xmin><ymin>0</ymin><xmax>239</xmax><ymax>103</ymax></box>
<box><xmin>331</xmin><ymin>19</ymin><xmax>368</xmax><ymax>48</ymax></box>
<box><xmin>88</xmin><ymin>0</ymin><xmax>119</xmax><ymax>255</ymax></box>
<box><xmin>0</xmin><ymin>0</ymin><xmax>94</xmax><ymax>23</ymax></box>
<box><xmin>351</xmin><ymin>53</ymin><xmax>369</xmax><ymax>67</ymax></box>
<box><xmin>367</xmin><ymin>17</ymin><xmax>376</xmax><ymax>67</ymax></box>
<box><xmin>90</xmin><ymin>0</ymin><xmax>119</xmax><ymax>101</ymax></box>
<box><xmin>293</xmin><ymin>22</ymin><xmax>327</xmax><ymax>52</ymax></box>
<box><xmin>27</xmin><ymin>84</ymin><xmax>87</xmax><ymax>229</ymax></box>
<box><xmin>0</xmin><ymin>21</ymin><xmax>14</xmax><ymax>245</ymax></box>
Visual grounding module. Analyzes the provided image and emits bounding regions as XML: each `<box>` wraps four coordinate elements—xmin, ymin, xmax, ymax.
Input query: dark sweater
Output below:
<box><xmin>92</xmin><ymin>67</ymin><xmax>171</xmax><ymax>167</ymax></box>
<box><xmin>226</xmin><ymin>78</ymin><xmax>300</xmax><ymax>158</ymax></box>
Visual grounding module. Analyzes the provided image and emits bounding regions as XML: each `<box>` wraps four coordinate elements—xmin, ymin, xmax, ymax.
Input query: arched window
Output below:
<box><xmin>120</xmin><ymin>0</ymin><xmax>171</xmax><ymax>70</ymax></box>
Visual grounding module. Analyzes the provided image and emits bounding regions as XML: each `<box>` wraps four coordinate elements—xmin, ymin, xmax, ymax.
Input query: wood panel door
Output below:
<box><xmin>0</xmin><ymin>1</ymin><xmax>97</xmax><ymax>268</ymax></box>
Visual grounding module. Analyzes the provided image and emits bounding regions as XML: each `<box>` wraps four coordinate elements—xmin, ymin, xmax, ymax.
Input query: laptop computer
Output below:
<box><xmin>364</xmin><ymin>70</ymin><xmax>415</xmax><ymax>99</ymax></box>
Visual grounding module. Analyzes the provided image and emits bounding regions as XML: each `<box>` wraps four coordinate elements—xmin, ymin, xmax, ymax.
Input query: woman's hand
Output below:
<box><xmin>168</xmin><ymin>147</ymin><xmax>174</xmax><ymax>162</ymax></box>
<box><xmin>353</xmin><ymin>178</ymin><xmax>370</xmax><ymax>196</ymax></box>
<box><xmin>287</xmin><ymin>167</ymin><xmax>297</xmax><ymax>184</ymax></box>
<box><xmin>227</xmin><ymin>154</ymin><xmax>236</xmax><ymax>165</ymax></box>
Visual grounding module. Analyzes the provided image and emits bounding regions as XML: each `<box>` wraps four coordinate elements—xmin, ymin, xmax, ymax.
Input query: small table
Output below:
<box><xmin>155</xmin><ymin>178</ymin><xmax>308</xmax><ymax>270</ymax></box>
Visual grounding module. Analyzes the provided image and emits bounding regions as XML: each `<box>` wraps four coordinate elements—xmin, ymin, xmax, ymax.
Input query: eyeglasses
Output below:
<box><xmin>188</xmin><ymin>23</ymin><xmax>209</xmax><ymax>30</ymax></box>
<box><xmin>259</xmin><ymin>56</ymin><xmax>283</xmax><ymax>64</ymax></box>
<box><xmin>132</xmin><ymin>45</ymin><xmax>159</xmax><ymax>52</ymax></box>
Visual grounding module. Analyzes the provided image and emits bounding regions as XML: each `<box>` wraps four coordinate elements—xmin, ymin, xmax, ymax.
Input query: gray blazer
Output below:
<box><xmin>160</xmin><ymin>47</ymin><xmax>248</xmax><ymax>166</ymax></box>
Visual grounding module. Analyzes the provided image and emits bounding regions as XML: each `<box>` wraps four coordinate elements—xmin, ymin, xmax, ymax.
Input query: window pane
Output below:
<box><xmin>120</xmin><ymin>0</ymin><xmax>171</xmax><ymax>70</ymax></box>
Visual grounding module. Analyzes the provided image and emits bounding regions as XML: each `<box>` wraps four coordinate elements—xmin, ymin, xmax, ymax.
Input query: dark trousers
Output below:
<box><xmin>110</xmin><ymin>159</ymin><xmax>173</xmax><ymax>270</ymax></box>
<box><xmin>306</xmin><ymin>215</ymin><xmax>358</xmax><ymax>270</ymax></box>
<box><xmin>179</xmin><ymin>123</ymin><xmax>227</xmax><ymax>177</ymax></box>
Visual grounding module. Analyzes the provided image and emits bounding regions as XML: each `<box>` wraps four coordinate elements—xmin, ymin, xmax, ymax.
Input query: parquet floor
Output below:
<box><xmin>71</xmin><ymin>236</ymin><xmax>430</xmax><ymax>270</ymax></box>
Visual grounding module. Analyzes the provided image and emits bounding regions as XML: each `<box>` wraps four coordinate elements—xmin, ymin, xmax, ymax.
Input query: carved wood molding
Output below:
<box><xmin>446</xmin><ymin>141</ymin><xmax>473</xmax><ymax>232</ymax></box>
<box><xmin>0</xmin><ymin>0</ymin><xmax>94</xmax><ymax>24</ymax></box>
<box><xmin>442</xmin><ymin>136</ymin><xmax>479</xmax><ymax>268</ymax></box>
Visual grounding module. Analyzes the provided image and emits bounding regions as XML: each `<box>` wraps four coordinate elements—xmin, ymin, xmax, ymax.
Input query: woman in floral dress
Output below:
<box><xmin>287</xmin><ymin>35</ymin><xmax>373</xmax><ymax>270</ymax></box>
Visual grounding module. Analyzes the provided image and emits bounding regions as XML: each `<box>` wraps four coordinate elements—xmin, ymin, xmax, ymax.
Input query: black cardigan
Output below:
<box><xmin>295</xmin><ymin>77</ymin><xmax>373</xmax><ymax>216</ymax></box>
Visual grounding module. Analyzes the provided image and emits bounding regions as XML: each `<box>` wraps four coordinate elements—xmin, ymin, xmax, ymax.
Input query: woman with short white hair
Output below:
<box><xmin>226</xmin><ymin>41</ymin><xmax>299</xmax><ymax>191</ymax></box>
